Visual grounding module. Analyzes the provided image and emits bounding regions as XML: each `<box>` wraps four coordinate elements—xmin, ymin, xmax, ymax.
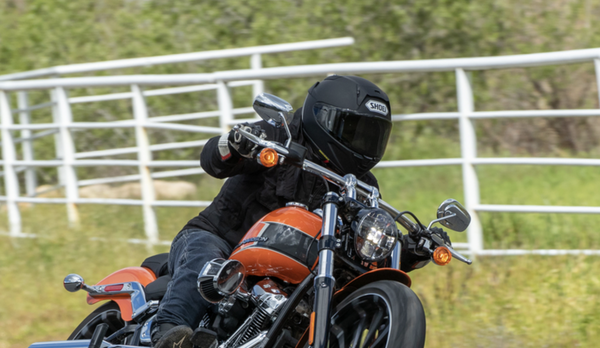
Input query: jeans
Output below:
<box><xmin>155</xmin><ymin>228</ymin><xmax>233</xmax><ymax>328</ymax></box>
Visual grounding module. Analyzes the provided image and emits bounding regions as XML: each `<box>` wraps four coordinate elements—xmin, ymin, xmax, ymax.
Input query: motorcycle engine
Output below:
<box><xmin>208</xmin><ymin>278</ymin><xmax>289</xmax><ymax>347</ymax></box>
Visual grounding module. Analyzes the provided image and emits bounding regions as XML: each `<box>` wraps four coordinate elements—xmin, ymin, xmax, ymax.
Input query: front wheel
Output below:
<box><xmin>68</xmin><ymin>301</ymin><xmax>126</xmax><ymax>342</ymax></box>
<box><xmin>329</xmin><ymin>280</ymin><xmax>426</xmax><ymax>348</ymax></box>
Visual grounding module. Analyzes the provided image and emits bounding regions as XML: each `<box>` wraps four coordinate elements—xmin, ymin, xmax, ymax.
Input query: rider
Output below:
<box><xmin>152</xmin><ymin>75</ymin><xmax>423</xmax><ymax>348</ymax></box>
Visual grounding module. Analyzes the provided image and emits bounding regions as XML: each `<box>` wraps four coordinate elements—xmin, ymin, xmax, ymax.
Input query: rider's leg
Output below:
<box><xmin>152</xmin><ymin>229</ymin><xmax>232</xmax><ymax>347</ymax></box>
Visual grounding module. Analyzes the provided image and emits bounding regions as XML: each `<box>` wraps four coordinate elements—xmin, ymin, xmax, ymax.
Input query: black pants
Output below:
<box><xmin>155</xmin><ymin>228</ymin><xmax>232</xmax><ymax>328</ymax></box>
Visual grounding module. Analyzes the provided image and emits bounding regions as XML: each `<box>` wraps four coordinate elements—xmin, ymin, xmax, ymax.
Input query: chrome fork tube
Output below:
<box><xmin>316</xmin><ymin>201</ymin><xmax>337</xmax><ymax>278</ymax></box>
<box><xmin>390</xmin><ymin>241</ymin><xmax>402</xmax><ymax>270</ymax></box>
<box><xmin>312</xmin><ymin>192</ymin><xmax>339</xmax><ymax>348</ymax></box>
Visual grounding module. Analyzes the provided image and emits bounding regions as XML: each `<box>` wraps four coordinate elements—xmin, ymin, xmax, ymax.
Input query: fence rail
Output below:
<box><xmin>0</xmin><ymin>40</ymin><xmax>599</xmax><ymax>255</ymax></box>
<box><xmin>0</xmin><ymin>37</ymin><xmax>355</xmax><ymax>81</ymax></box>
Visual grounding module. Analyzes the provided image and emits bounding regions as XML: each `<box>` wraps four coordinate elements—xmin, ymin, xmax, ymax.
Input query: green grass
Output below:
<box><xmin>1</xmin><ymin>161</ymin><xmax>599</xmax><ymax>348</ymax></box>
<box><xmin>413</xmin><ymin>255</ymin><xmax>600</xmax><ymax>347</ymax></box>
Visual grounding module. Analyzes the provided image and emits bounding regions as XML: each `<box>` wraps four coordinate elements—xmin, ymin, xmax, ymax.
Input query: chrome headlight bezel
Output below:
<box><xmin>352</xmin><ymin>208</ymin><xmax>399</xmax><ymax>262</ymax></box>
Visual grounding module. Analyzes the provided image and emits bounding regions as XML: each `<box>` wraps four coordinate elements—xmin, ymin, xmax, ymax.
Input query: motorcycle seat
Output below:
<box><xmin>141</xmin><ymin>253</ymin><xmax>170</xmax><ymax>277</ymax></box>
<box><xmin>145</xmin><ymin>274</ymin><xmax>171</xmax><ymax>301</ymax></box>
<box><xmin>141</xmin><ymin>253</ymin><xmax>171</xmax><ymax>301</ymax></box>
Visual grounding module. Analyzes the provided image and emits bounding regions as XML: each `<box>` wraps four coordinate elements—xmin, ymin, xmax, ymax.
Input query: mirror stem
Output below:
<box><xmin>427</xmin><ymin>213</ymin><xmax>457</xmax><ymax>230</ymax></box>
<box><xmin>279</xmin><ymin>111</ymin><xmax>292</xmax><ymax>148</ymax></box>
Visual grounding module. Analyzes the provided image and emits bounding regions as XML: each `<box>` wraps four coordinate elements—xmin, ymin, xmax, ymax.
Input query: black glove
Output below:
<box><xmin>430</xmin><ymin>226</ymin><xmax>451</xmax><ymax>246</ymax></box>
<box><xmin>400</xmin><ymin>234</ymin><xmax>431</xmax><ymax>272</ymax></box>
<box><xmin>219</xmin><ymin>124</ymin><xmax>266</xmax><ymax>160</ymax></box>
<box><xmin>400</xmin><ymin>227</ymin><xmax>451</xmax><ymax>272</ymax></box>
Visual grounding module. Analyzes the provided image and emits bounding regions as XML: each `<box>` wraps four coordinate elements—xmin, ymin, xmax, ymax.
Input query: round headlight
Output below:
<box><xmin>353</xmin><ymin>209</ymin><xmax>398</xmax><ymax>262</ymax></box>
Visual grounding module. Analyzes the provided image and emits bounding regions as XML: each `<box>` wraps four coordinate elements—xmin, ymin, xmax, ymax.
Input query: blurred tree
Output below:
<box><xmin>0</xmin><ymin>0</ymin><xmax>599</xmax><ymax>181</ymax></box>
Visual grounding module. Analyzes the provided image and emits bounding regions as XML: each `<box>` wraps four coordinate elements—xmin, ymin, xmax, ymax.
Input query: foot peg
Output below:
<box><xmin>191</xmin><ymin>328</ymin><xmax>218</xmax><ymax>348</ymax></box>
<box><xmin>89</xmin><ymin>323</ymin><xmax>108</xmax><ymax>348</ymax></box>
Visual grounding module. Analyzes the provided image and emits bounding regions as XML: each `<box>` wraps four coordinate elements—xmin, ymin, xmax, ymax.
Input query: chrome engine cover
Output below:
<box><xmin>220</xmin><ymin>278</ymin><xmax>288</xmax><ymax>348</ymax></box>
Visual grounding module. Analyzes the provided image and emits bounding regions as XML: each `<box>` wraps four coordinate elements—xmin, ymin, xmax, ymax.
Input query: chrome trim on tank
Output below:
<box><xmin>285</xmin><ymin>202</ymin><xmax>308</xmax><ymax>210</ymax></box>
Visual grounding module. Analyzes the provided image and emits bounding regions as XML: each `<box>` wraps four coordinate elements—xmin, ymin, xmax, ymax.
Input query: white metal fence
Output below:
<box><xmin>0</xmin><ymin>37</ymin><xmax>355</xmax><ymax>245</ymax></box>
<box><xmin>1</xmin><ymin>40</ymin><xmax>599</xmax><ymax>255</ymax></box>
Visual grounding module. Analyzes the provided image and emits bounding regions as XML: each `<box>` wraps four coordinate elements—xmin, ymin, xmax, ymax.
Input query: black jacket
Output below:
<box><xmin>183</xmin><ymin>109</ymin><xmax>379</xmax><ymax>248</ymax></box>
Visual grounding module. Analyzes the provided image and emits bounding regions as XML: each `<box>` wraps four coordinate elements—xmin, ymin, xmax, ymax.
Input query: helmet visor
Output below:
<box><xmin>314</xmin><ymin>103</ymin><xmax>392</xmax><ymax>158</ymax></box>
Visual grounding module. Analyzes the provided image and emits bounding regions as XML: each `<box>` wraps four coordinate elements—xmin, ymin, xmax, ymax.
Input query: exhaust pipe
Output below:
<box><xmin>28</xmin><ymin>340</ymin><xmax>109</xmax><ymax>348</ymax></box>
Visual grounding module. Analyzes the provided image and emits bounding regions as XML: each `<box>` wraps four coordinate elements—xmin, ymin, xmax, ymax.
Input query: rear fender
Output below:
<box><xmin>86</xmin><ymin>267</ymin><xmax>156</xmax><ymax>321</ymax></box>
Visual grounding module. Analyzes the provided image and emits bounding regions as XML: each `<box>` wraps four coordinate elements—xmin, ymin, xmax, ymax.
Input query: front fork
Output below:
<box><xmin>310</xmin><ymin>192</ymin><xmax>339</xmax><ymax>348</ymax></box>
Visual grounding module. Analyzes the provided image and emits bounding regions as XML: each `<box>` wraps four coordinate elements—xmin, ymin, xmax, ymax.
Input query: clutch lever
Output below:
<box><xmin>430</xmin><ymin>233</ymin><xmax>473</xmax><ymax>265</ymax></box>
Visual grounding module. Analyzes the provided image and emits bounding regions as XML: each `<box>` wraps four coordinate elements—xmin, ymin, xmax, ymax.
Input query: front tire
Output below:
<box><xmin>329</xmin><ymin>280</ymin><xmax>426</xmax><ymax>348</ymax></box>
<box><xmin>68</xmin><ymin>301</ymin><xmax>125</xmax><ymax>341</ymax></box>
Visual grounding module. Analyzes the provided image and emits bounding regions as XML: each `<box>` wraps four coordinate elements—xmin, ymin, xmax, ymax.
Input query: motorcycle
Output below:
<box><xmin>30</xmin><ymin>93</ymin><xmax>473</xmax><ymax>348</ymax></box>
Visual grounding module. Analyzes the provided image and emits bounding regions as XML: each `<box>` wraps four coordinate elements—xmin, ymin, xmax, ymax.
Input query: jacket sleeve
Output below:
<box><xmin>200</xmin><ymin>121</ymin><xmax>272</xmax><ymax>179</ymax></box>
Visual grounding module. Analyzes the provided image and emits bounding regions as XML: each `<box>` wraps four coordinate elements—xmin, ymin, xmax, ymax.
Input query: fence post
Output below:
<box><xmin>55</xmin><ymin>87</ymin><xmax>80</xmax><ymax>226</ymax></box>
<box><xmin>217</xmin><ymin>80</ymin><xmax>234</xmax><ymax>133</ymax></box>
<box><xmin>0</xmin><ymin>91</ymin><xmax>22</xmax><ymax>236</ymax></box>
<box><xmin>456</xmin><ymin>68</ymin><xmax>484</xmax><ymax>254</ymax></box>
<box><xmin>594</xmin><ymin>59</ymin><xmax>600</xmax><ymax>106</ymax></box>
<box><xmin>17</xmin><ymin>91</ymin><xmax>38</xmax><ymax>198</ymax></box>
<box><xmin>51</xmin><ymin>89</ymin><xmax>65</xmax><ymax>193</ymax></box>
<box><xmin>251</xmin><ymin>53</ymin><xmax>264</xmax><ymax>98</ymax></box>
<box><xmin>132</xmin><ymin>84</ymin><xmax>159</xmax><ymax>244</ymax></box>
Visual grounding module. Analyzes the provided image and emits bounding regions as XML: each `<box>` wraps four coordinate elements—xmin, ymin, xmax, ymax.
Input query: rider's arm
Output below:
<box><xmin>200</xmin><ymin>137</ymin><xmax>264</xmax><ymax>178</ymax></box>
<box><xmin>200</xmin><ymin>121</ymin><xmax>273</xmax><ymax>179</ymax></box>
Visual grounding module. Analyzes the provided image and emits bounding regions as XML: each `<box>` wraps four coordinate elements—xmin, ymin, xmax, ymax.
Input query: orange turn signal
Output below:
<box><xmin>259</xmin><ymin>148</ymin><xmax>279</xmax><ymax>167</ymax></box>
<box><xmin>308</xmin><ymin>312</ymin><xmax>315</xmax><ymax>345</ymax></box>
<box><xmin>432</xmin><ymin>246</ymin><xmax>452</xmax><ymax>266</ymax></box>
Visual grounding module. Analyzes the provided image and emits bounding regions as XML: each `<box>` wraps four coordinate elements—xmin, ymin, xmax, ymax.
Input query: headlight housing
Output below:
<box><xmin>352</xmin><ymin>208</ymin><xmax>398</xmax><ymax>262</ymax></box>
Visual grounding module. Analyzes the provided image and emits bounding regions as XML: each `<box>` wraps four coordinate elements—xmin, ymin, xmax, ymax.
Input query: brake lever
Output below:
<box><xmin>234</xmin><ymin>125</ymin><xmax>290</xmax><ymax>156</ymax></box>
<box><xmin>430</xmin><ymin>233</ymin><xmax>473</xmax><ymax>265</ymax></box>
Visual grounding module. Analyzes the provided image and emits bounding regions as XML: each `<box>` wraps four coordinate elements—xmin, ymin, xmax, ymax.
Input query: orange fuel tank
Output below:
<box><xmin>229</xmin><ymin>206</ymin><xmax>322</xmax><ymax>284</ymax></box>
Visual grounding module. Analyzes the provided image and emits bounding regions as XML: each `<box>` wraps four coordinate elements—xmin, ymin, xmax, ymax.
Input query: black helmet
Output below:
<box><xmin>302</xmin><ymin>75</ymin><xmax>392</xmax><ymax>177</ymax></box>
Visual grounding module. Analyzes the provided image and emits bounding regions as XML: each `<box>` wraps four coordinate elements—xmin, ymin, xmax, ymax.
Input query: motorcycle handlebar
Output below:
<box><xmin>235</xmin><ymin>126</ymin><xmax>474</xmax><ymax>265</ymax></box>
<box><xmin>235</xmin><ymin>126</ymin><xmax>421</xmax><ymax>234</ymax></box>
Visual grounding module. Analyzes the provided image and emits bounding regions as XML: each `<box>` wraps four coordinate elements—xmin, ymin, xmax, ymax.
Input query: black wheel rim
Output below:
<box><xmin>72</xmin><ymin>309</ymin><xmax>124</xmax><ymax>340</ymax></box>
<box><xmin>329</xmin><ymin>294</ymin><xmax>391</xmax><ymax>348</ymax></box>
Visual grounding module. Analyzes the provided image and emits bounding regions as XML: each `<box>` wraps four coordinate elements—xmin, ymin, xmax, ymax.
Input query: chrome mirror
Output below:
<box><xmin>435</xmin><ymin>199</ymin><xmax>470</xmax><ymax>232</ymax></box>
<box><xmin>64</xmin><ymin>273</ymin><xmax>85</xmax><ymax>292</ymax></box>
<box><xmin>253</xmin><ymin>93</ymin><xmax>294</xmax><ymax>125</ymax></box>
<box><xmin>253</xmin><ymin>93</ymin><xmax>294</xmax><ymax>147</ymax></box>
